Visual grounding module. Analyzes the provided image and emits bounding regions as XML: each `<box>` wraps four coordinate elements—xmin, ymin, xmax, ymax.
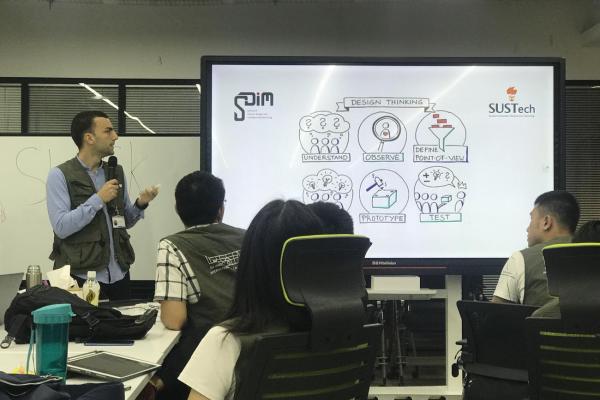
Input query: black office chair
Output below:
<box><xmin>526</xmin><ymin>243</ymin><xmax>600</xmax><ymax>400</ymax></box>
<box><xmin>233</xmin><ymin>234</ymin><xmax>382</xmax><ymax>400</ymax></box>
<box><xmin>456</xmin><ymin>300</ymin><xmax>539</xmax><ymax>400</ymax></box>
<box><xmin>540</xmin><ymin>242</ymin><xmax>600</xmax><ymax>327</ymax></box>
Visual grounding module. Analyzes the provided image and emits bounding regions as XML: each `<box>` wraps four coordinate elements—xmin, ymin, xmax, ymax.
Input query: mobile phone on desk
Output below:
<box><xmin>84</xmin><ymin>339</ymin><xmax>134</xmax><ymax>346</ymax></box>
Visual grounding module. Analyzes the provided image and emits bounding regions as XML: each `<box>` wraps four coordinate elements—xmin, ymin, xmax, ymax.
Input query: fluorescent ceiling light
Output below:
<box><xmin>79</xmin><ymin>82</ymin><xmax>156</xmax><ymax>134</ymax></box>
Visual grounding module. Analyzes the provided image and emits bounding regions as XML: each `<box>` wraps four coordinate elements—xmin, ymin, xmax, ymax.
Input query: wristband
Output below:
<box><xmin>135</xmin><ymin>198</ymin><xmax>149</xmax><ymax>210</ymax></box>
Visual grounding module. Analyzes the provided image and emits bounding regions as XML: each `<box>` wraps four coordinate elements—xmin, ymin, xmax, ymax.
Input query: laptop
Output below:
<box><xmin>0</xmin><ymin>273</ymin><xmax>24</xmax><ymax>325</ymax></box>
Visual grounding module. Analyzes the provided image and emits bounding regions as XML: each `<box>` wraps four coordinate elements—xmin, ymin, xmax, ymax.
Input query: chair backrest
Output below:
<box><xmin>234</xmin><ymin>234</ymin><xmax>382</xmax><ymax>400</ymax></box>
<box><xmin>543</xmin><ymin>243</ymin><xmax>600</xmax><ymax>330</ymax></box>
<box><xmin>235</xmin><ymin>325</ymin><xmax>382</xmax><ymax>400</ymax></box>
<box><xmin>457</xmin><ymin>300</ymin><xmax>538</xmax><ymax>381</ymax></box>
<box><xmin>280</xmin><ymin>234</ymin><xmax>370</xmax><ymax>348</ymax></box>
<box><xmin>526</xmin><ymin>317</ymin><xmax>600</xmax><ymax>400</ymax></box>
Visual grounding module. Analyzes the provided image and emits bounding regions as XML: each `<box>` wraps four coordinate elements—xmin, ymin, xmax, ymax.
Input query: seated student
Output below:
<box><xmin>492</xmin><ymin>190</ymin><xmax>580</xmax><ymax>306</ymax></box>
<box><xmin>145</xmin><ymin>171</ymin><xmax>245</xmax><ymax>400</ymax></box>
<box><xmin>308</xmin><ymin>201</ymin><xmax>353</xmax><ymax>234</ymax></box>
<box><xmin>533</xmin><ymin>220</ymin><xmax>600</xmax><ymax>318</ymax></box>
<box><xmin>178</xmin><ymin>199</ymin><xmax>325</xmax><ymax>400</ymax></box>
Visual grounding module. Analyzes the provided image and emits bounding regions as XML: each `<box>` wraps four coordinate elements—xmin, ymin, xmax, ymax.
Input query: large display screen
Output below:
<box><xmin>201</xmin><ymin>57</ymin><xmax>564</xmax><ymax>274</ymax></box>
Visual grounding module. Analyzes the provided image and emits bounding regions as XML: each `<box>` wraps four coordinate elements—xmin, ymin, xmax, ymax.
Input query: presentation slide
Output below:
<box><xmin>203</xmin><ymin>58</ymin><xmax>560</xmax><ymax>268</ymax></box>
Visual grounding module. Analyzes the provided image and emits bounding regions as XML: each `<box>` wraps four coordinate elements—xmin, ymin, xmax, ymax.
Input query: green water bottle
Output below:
<box><xmin>31</xmin><ymin>303</ymin><xmax>74</xmax><ymax>380</ymax></box>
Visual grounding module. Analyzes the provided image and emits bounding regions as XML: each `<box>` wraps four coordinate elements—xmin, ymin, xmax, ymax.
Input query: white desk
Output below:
<box><xmin>0</xmin><ymin>309</ymin><xmax>180</xmax><ymax>400</ymax></box>
<box><xmin>367</xmin><ymin>288</ymin><xmax>438</xmax><ymax>301</ymax></box>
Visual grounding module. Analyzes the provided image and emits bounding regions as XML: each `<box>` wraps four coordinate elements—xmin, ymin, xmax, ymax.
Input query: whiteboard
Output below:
<box><xmin>0</xmin><ymin>136</ymin><xmax>200</xmax><ymax>280</ymax></box>
<box><xmin>204</xmin><ymin>59</ymin><xmax>559</xmax><ymax>269</ymax></box>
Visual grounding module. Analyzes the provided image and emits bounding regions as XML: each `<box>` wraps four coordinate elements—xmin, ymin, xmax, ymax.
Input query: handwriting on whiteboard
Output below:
<box><xmin>15</xmin><ymin>146</ymin><xmax>52</xmax><ymax>206</ymax></box>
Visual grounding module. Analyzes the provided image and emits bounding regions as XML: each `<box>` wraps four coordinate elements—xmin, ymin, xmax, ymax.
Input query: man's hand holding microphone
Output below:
<box><xmin>99</xmin><ymin>156</ymin><xmax>160</xmax><ymax>208</ymax></box>
<box><xmin>98</xmin><ymin>179</ymin><xmax>120</xmax><ymax>204</ymax></box>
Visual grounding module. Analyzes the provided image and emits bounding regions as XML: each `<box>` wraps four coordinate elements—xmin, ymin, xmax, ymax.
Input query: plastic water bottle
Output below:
<box><xmin>82</xmin><ymin>271</ymin><xmax>100</xmax><ymax>306</ymax></box>
<box><xmin>31</xmin><ymin>303</ymin><xmax>74</xmax><ymax>380</ymax></box>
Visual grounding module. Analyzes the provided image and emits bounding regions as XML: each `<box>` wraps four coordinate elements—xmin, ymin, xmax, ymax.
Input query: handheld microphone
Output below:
<box><xmin>107</xmin><ymin>156</ymin><xmax>119</xmax><ymax>214</ymax></box>
<box><xmin>107</xmin><ymin>156</ymin><xmax>117</xmax><ymax>181</ymax></box>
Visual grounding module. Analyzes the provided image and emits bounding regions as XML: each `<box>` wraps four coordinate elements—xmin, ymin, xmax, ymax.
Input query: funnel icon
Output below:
<box><xmin>427</xmin><ymin>114</ymin><xmax>454</xmax><ymax>151</ymax></box>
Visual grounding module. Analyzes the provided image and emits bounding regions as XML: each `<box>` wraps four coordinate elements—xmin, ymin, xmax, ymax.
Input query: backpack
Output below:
<box><xmin>2</xmin><ymin>285</ymin><xmax>157</xmax><ymax>345</ymax></box>
<box><xmin>0</xmin><ymin>372</ymin><xmax>124</xmax><ymax>400</ymax></box>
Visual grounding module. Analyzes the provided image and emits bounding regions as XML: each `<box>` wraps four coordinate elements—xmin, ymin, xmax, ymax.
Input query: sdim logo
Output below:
<box><xmin>489</xmin><ymin>86</ymin><xmax>535</xmax><ymax>117</ymax></box>
<box><xmin>234</xmin><ymin>92</ymin><xmax>274</xmax><ymax>121</ymax></box>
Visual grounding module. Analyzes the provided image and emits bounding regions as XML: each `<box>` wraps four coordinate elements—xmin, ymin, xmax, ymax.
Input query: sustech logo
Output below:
<box><xmin>489</xmin><ymin>86</ymin><xmax>535</xmax><ymax>117</ymax></box>
<box><xmin>506</xmin><ymin>86</ymin><xmax>517</xmax><ymax>101</ymax></box>
<box><xmin>234</xmin><ymin>91</ymin><xmax>274</xmax><ymax>121</ymax></box>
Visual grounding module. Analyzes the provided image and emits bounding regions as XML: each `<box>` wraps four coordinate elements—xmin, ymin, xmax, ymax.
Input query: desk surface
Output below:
<box><xmin>0</xmin><ymin>305</ymin><xmax>180</xmax><ymax>400</ymax></box>
<box><xmin>367</xmin><ymin>288</ymin><xmax>438</xmax><ymax>300</ymax></box>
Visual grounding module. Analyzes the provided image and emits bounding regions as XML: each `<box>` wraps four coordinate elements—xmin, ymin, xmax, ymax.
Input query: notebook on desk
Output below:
<box><xmin>0</xmin><ymin>273</ymin><xmax>24</xmax><ymax>325</ymax></box>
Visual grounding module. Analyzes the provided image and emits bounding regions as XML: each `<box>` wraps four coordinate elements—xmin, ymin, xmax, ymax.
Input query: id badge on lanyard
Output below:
<box><xmin>112</xmin><ymin>215</ymin><xmax>126</xmax><ymax>229</ymax></box>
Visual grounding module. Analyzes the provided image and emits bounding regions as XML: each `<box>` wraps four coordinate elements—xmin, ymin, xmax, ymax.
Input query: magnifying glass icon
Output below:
<box><xmin>372</xmin><ymin>116</ymin><xmax>401</xmax><ymax>152</ymax></box>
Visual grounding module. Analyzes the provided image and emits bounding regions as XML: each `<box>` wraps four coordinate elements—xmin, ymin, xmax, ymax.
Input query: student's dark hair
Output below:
<box><xmin>175</xmin><ymin>171</ymin><xmax>225</xmax><ymax>226</ymax></box>
<box><xmin>223</xmin><ymin>199</ymin><xmax>324</xmax><ymax>335</ymax></box>
<box><xmin>308</xmin><ymin>201</ymin><xmax>354</xmax><ymax>234</ymax></box>
<box><xmin>572</xmin><ymin>220</ymin><xmax>600</xmax><ymax>243</ymax></box>
<box><xmin>534</xmin><ymin>190</ymin><xmax>580</xmax><ymax>233</ymax></box>
<box><xmin>71</xmin><ymin>111</ymin><xmax>109</xmax><ymax>149</ymax></box>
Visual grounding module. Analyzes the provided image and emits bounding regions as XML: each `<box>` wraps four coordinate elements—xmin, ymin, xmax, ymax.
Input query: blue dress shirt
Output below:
<box><xmin>46</xmin><ymin>156</ymin><xmax>144</xmax><ymax>283</ymax></box>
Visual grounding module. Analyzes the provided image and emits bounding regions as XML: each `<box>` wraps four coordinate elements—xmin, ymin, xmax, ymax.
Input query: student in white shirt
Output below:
<box><xmin>492</xmin><ymin>190</ymin><xmax>579</xmax><ymax>306</ymax></box>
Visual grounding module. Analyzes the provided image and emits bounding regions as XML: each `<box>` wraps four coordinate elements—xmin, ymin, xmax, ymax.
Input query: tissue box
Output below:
<box><xmin>371</xmin><ymin>276</ymin><xmax>420</xmax><ymax>290</ymax></box>
<box><xmin>372</xmin><ymin>189</ymin><xmax>397</xmax><ymax>209</ymax></box>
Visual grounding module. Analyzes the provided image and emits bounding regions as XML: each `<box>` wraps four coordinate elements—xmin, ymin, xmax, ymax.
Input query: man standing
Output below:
<box><xmin>149</xmin><ymin>171</ymin><xmax>244</xmax><ymax>400</ymax></box>
<box><xmin>46</xmin><ymin>111</ymin><xmax>158</xmax><ymax>300</ymax></box>
<box><xmin>492</xmin><ymin>190</ymin><xmax>580</xmax><ymax>306</ymax></box>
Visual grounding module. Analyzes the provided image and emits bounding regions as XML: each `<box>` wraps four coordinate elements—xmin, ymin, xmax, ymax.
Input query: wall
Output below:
<box><xmin>0</xmin><ymin>0</ymin><xmax>599</xmax><ymax>80</ymax></box>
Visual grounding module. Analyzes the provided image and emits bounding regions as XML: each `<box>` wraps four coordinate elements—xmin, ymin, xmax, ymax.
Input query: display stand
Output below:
<box><xmin>367</xmin><ymin>275</ymin><xmax>463</xmax><ymax>400</ymax></box>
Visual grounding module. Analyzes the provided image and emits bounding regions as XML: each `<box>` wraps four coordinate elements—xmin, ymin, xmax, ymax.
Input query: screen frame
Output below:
<box><xmin>201</xmin><ymin>56</ymin><xmax>566</xmax><ymax>275</ymax></box>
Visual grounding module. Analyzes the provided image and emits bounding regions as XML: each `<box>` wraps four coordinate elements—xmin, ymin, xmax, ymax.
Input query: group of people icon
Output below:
<box><xmin>309</xmin><ymin>137</ymin><xmax>342</xmax><ymax>154</ymax></box>
<box><xmin>414</xmin><ymin>190</ymin><xmax>466</xmax><ymax>214</ymax></box>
